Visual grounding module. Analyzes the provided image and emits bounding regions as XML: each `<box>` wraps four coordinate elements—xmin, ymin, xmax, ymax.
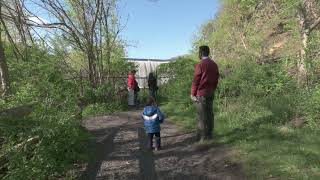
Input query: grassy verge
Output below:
<box><xmin>216</xmin><ymin>97</ymin><xmax>320</xmax><ymax>179</ymax></box>
<box><xmin>160</xmin><ymin>101</ymin><xmax>196</xmax><ymax>130</ymax></box>
<box><xmin>160</xmin><ymin>96</ymin><xmax>320</xmax><ymax>179</ymax></box>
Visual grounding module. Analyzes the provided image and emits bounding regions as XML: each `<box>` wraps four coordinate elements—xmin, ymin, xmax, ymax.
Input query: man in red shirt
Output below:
<box><xmin>191</xmin><ymin>46</ymin><xmax>219</xmax><ymax>141</ymax></box>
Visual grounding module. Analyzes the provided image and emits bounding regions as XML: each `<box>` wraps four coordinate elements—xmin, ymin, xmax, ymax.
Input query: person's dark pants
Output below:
<box><xmin>194</xmin><ymin>94</ymin><xmax>214</xmax><ymax>140</ymax></box>
<box><xmin>134</xmin><ymin>91</ymin><xmax>138</xmax><ymax>106</ymax></box>
<box><xmin>147</xmin><ymin>132</ymin><xmax>161</xmax><ymax>149</ymax></box>
<box><xmin>149</xmin><ymin>89</ymin><xmax>156</xmax><ymax>99</ymax></box>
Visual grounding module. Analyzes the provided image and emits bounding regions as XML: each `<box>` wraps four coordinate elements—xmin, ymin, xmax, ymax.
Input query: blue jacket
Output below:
<box><xmin>142</xmin><ymin>106</ymin><xmax>164</xmax><ymax>133</ymax></box>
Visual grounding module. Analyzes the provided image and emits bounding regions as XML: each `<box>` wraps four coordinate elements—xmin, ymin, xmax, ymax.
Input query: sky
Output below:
<box><xmin>119</xmin><ymin>0</ymin><xmax>220</xmax><ymax>59</ymax></box>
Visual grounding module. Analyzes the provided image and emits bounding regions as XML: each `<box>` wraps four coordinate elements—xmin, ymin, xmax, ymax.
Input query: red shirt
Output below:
<box><xmin>127</xmin><ymin>73</ymin><xmax>135</xmax><ymax>89</ymax></box>
<box><xmin>191</xmin><ymin>58</ymin><xmax>219</xmax><ymax>96</ymax></box>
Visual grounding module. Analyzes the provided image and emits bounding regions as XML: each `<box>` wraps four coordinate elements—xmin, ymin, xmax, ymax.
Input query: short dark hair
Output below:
<box><xmin>146</xmin><ymin>96</ymin><xmax>155</xmax><ymax>106</ymax></box>
<box><xmin>199</xmin><ymin>45</ymin><xmax>210</xmax><ymax>57</ymax></box>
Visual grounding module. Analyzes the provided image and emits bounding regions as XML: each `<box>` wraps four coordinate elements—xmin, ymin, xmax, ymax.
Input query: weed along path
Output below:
<box><xmin>79</xmin><ymin>109</ymin><xmax>245</xmax><ymax>180</ymax></box>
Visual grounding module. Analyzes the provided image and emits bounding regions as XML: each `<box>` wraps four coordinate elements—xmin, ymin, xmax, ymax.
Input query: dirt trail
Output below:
<box><xmin>79</xmin><ymin>110</ymin><xmax>245</xmax><ymax>180</ymax></box>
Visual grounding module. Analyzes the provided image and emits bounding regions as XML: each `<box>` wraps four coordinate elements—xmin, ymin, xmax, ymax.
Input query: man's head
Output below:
<box><xmin>198</xmin><ymin>45</ymin><xmax>210</xmax><ymax>59</ymax></box>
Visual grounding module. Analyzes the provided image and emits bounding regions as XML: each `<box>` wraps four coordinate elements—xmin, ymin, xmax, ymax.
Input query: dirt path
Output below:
<box><xmin>79</xmin><ymin>110</ymin><xmax>245</xmax><ymax>180</ymax></box>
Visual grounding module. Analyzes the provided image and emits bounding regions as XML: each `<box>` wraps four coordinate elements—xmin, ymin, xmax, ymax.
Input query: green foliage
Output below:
<box><xmin>81</xmin><ymin>73</ymin><xmax>128</xmax><ymax>118</ymax></box>
<box><xmin>237</xmin><ymin>0</ymin><xmax>260</xmax><ymax>10</ymax></box>
<box><xmin>214</xmin><ymin>63</ymin><xmax>320</xmax><ymax>179</ymax></box>
<box><xmin>304</xmin><ymin>86</ymin><xmax>320</xmax><ymax>129</ymax></box>
<box><xmin>159</xmin><ymin>56</ymin><xmax>320</xmax><ymax>178</ymax></box>
<box><xmin>1</xmin><ymin>45</ymin><xmax>129</xmax><ymax>179</ymax></box>
<box><xmin>1</xmin><ymin>0</ymin><xmax>128</xmax><ymax>178</ymax></box>
<box><xmin>0</xmin><ymin>45</ymin><xmax>90</xmax><ymax>179</ymax></box>
<box><xmin>157</xmin><ymin>57</ymin><xmax>195</xmax><ymax>101</ymax></box>
<box><xmin>306</xmin><ymin>30</ymin><xmax>320</xmax><ymax>84</ymax></box>
<box><xmin>157</xmin><ymin>57</ymin><xmax>197</xmax><ymax>128</ymax></box>
<box><xmin>162</xmin><ymin>0</ymin><xmax>320</xmax><ymax>178</ymax></box>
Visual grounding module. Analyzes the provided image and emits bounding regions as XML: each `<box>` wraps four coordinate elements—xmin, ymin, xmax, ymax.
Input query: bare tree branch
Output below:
<box><xmin>309</xmin><ymin>16</ymin><xmax>320</xmax><ymax>33</ymax></box>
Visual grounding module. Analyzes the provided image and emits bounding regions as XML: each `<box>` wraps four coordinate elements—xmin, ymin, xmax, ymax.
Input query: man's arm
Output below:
<box><xmin>191</xmin><ymin>64</ymin><xmax>202</xmax><ymax>96</ymax></box>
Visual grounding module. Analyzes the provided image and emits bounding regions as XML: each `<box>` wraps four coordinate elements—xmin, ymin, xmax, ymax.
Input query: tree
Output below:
<box><xmin>0</xmin><ymin>0</ymin><xmax>10</xmax><ymax>96</ymax></box>
<box><xmin>27</xmin><ymin>0</ymin><xmax>124</xmax><ymax>88</ymax></box>
<box><xmin>297</xmin><ymin>0</ymin><xmax>320</xmax><ymax>84</ymax></box>
<box><xmin>0</xmin><ymin>0</ymin><xmax>36</xmax><ymax>96</ymax></box>
<box><xmin>0</xmin><ymin>30</ymin><xmax>10</xmax><ymax>97</ymax></box>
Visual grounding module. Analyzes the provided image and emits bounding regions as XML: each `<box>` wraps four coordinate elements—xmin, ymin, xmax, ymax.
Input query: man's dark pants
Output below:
<box><xmin>194</xmin><ymin>94</ymin><xmax>214</xmax><ymax>140</ymax></box>
<box><xmin>147</xmin><ymin>132</ymin><xmax>161</xmax><ymax>149</ymax></box>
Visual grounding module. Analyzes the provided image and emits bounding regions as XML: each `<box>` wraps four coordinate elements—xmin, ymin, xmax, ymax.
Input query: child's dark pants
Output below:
<box><xmin>147</xmin><ymin>132</ymin><xmax>161</xmax><ymax>149</ymax></box>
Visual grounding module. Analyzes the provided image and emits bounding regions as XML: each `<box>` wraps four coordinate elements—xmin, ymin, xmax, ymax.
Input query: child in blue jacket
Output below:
<box><xmin>142</xmin><ymin>96</ymin><xmax>164</xmax><ymax>151</ymax></box>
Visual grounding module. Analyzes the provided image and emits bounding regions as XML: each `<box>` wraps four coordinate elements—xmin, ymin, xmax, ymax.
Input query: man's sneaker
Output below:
<box><xmin>155</xmin><ymin>147</ymin><xmax>161</xmax><ymax>151</ymax></box>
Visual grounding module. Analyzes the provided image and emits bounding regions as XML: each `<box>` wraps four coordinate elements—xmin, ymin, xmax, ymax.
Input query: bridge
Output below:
<box><xmin>125</xmin><ymin>58</ymin><xmax>172</xmax><ymax>87</ymax></box>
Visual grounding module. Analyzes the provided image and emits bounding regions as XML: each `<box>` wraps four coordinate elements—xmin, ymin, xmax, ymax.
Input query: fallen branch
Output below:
<box><xmin>0</xmin><ymin>136</ymin><xmax>40</xmax><ymax>167</ymax></box>
<box><xmin>308</xmin><ymin>16</ymin><xmax>320</xmax><ymax>33</ymax></box>
<box><xmin>13</xmin><ymin>136</ymin><xmax>40</xmax><ymax>150</ymax></box>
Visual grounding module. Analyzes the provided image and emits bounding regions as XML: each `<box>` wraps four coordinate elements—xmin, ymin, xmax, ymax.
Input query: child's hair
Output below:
<box><xmin>146</xmin><ymin>96</ymin><xmax>156</xmax><ymax>106</ymax></box>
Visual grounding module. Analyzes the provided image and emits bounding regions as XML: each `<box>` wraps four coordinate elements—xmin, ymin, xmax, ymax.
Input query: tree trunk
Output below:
<box><xmin>97</xmin><ymin>17</ymin><xmax>104</xmax><ymax>85</ymax></box>
<box><xmin>0</xmin><ymin>40</ymin><xmax>9</xmax><ymax>97</ymax></box>
<box><xmin>0</xmin><ymin>1</ymin><xmax>10</xmax><ymax>97</ymax></box>
<box><xmin>298</xmin><ymin>5</ymin><xmax>308</xmax><ymax>85</ymax></box>
<box><xmin>87</xmin><ymin>50</ymin><xmax>97</xmax><ymax>89</ymax></box>
<box><xmin>106</xmin><ymin>50</ymin><xmax>111</xmax><ymax>82</ymax></box>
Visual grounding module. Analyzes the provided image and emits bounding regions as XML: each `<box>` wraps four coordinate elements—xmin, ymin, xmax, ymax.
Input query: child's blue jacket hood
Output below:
<box><xmin>142</xmin><ymin>106</ymin><xmax>164</xmax><ymax>133</ymax></box>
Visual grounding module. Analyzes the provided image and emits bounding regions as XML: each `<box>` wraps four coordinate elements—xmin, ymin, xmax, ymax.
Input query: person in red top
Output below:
<box><xmin>127</xmin><ymin>70</ymin><xmax>136</xmax><ymax>106</ymax></box>
<box><xmin>191</xmin><ymin>45</ymin><xmax>219</xmax><ymax>141</ymax></box>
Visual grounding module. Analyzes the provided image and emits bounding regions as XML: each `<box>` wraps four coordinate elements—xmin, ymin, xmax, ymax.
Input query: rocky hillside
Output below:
<box><xmin>194</xmin><ymin>0</ymin><xmax>320</xmax><ymax>82</ymax></box>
